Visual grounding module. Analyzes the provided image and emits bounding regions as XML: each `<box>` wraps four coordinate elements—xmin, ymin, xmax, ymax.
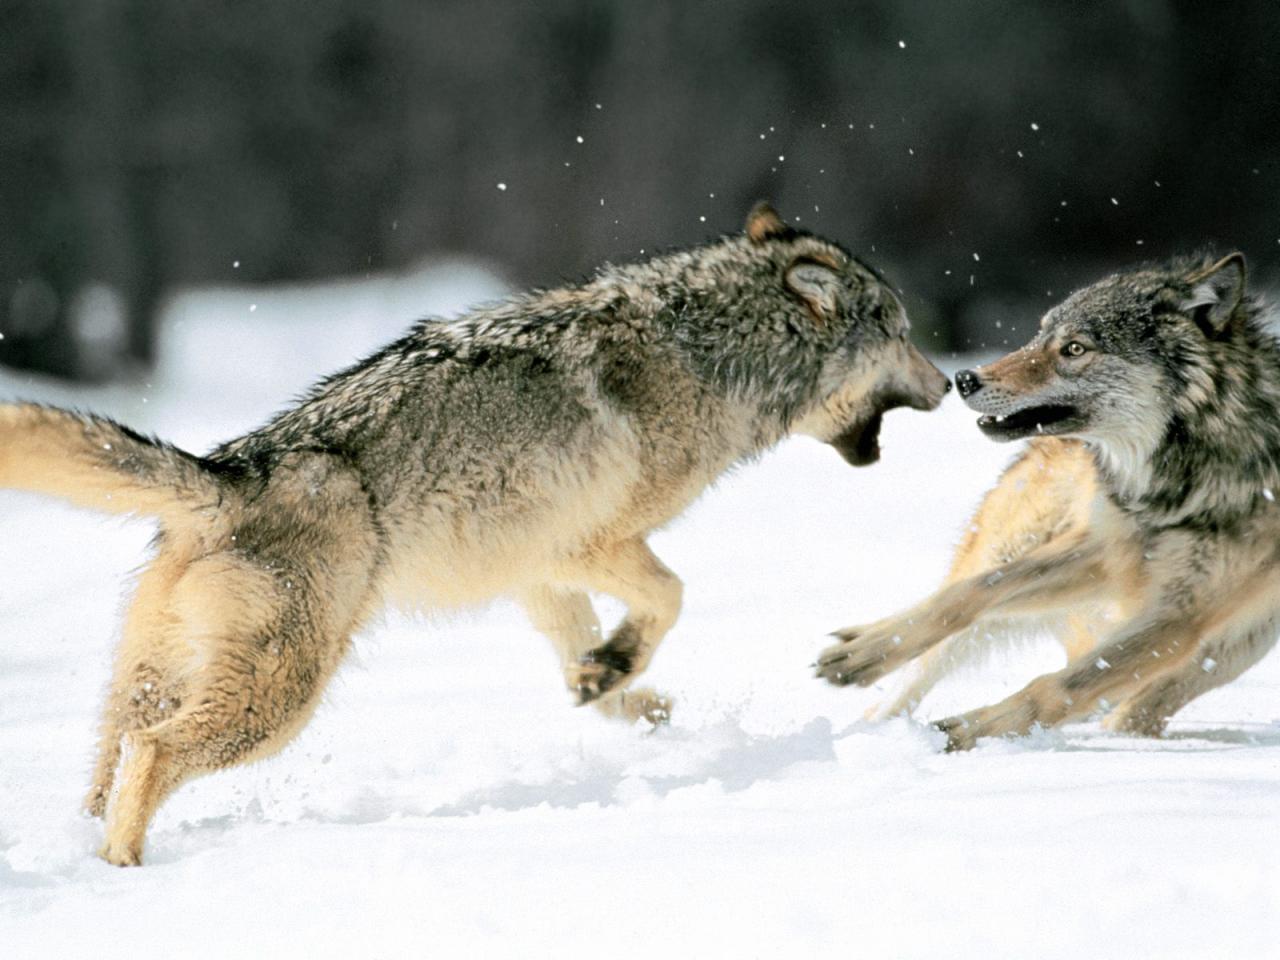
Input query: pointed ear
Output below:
<box><xmin>785</xmin><ymin>258</ymin><xmax>842</xmax><ymax>322</ymax></box>
<box><xmin>1183</xmin><ymin>253</ymin><xmax>1246</xmax><ymax>336</ymax></box>
<box><xmin>745</xmin><ymin>202</ymin><xmax>789</xmax><ymax>245</ymax></box>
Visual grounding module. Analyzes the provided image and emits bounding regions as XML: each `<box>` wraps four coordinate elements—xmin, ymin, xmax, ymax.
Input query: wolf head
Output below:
<box><xmin>954</xmin><ymin>254</ymin><xmax>1251</xmax><ymax>471</ymax></box>
<box><xmin>647</xmin><ymin>203</ymin><xmax>951</xmax><ymax>466</ymax></box>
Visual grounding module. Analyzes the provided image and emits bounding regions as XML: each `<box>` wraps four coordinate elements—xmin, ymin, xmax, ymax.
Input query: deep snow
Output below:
<box><xmin>1</xmin><ymin>266</ymin><xmax>1278</xmax><ymax>958</ymax></box>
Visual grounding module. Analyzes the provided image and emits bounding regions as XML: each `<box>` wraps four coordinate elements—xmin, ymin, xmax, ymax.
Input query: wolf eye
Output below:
<box><xmin>1062</xmin><ymin>341</ymin><xmax>1088</xmax><ymax>357</ymax></box>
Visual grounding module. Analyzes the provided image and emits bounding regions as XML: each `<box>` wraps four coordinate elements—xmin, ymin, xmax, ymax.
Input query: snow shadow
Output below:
<box><xmin>428</xmin><ymin>717</ymin><xmax>838</xmax><ymax>817</ymax></box>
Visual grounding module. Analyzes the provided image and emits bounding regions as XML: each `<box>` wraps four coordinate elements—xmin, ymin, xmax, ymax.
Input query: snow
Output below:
<box><xmin>2</xmin><ymin>265</ymin><xmax>1279</xmax><ymax>957</ymax></box>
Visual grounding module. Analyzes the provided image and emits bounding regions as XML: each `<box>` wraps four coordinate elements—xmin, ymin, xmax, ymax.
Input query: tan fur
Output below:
<box><xmin>823</xmin><ymin>253</ymin><xmax>1280</xmax><ymax>748</ymax></box>
<box><xmin>4</xmin><ymin>207</ymin><xmax>951</xmax><ymax>864</ymax></box>
<box><xmin>976</xmin><ymin>340</ymin><xmax>1061</xmax><ymax>394</ymax></box>
<box><xmin>823</xmin><ymin>434</ymin><xmax>1280</xmax><ymax>749</ymax></box>
<box><xmin>0</xmin><ymin>406</ymin><xmax>222</xmax><ymax>525</ymax></box>
<box><xmin>866</xmin><ymin>439</ymin><xmax>1134</xmax><ymax>718</ymax></box>
<box><xmin>89</xmin><ymin>451</ymin><xmax>382</xmax><ymax>864</ymax></box>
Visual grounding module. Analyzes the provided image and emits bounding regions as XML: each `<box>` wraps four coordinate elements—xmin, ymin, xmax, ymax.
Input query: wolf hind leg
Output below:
<box><xmin>522</xmin><ymin>583</ymin><xmax>672</xmax><ymax>724</ymax></box>
<box><xmin>85</xmin><ymin>549</ymin><xmax>196</xmax><ymax>817</ymax></box>
<box><xmin>1105</xmin><ymin>614</ymin><xmax>1280</xmax><ymax>737</ymax></box>
<box><xmin>100</xmin><ymin>619</ymin><xmax>351</xmax><ymax>866</ymax></box>
<box><xmin>86</xmin><ymin>662</ymin><xmax>185</xmax><ymax>819</ymax></box>
<box><xmin>99</xmin><ymin>551</ymin><xmax>362</xmax><ymax>866</ymax></box>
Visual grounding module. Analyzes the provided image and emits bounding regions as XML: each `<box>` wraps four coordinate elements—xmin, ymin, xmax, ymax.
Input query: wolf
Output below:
<box><xmin>816</xmin><ymin>252</ymin><xmax>1280</xmax><ymax>750</ymax></box>
<box><xmin>0</xmin><ymin>203</ymin><xmax>949</xmax><ymax>864</ymax></box>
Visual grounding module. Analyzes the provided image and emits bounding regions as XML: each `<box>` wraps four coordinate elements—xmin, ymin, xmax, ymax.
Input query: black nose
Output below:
<box><xmin>954</xmin><ymin>369</ymin><xmax>982</xmax><ymax>398</ymax></box>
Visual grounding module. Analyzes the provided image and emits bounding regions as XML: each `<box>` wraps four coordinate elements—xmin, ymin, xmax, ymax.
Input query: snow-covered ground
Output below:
<box><xmin>2</xmin><ymin>266</ymin><xmax>1278</xmax><ymax>958</ymax></box>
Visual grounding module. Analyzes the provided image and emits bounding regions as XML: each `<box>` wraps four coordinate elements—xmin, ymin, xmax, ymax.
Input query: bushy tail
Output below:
<box><xmin>0</xmin><ymin>403</ymin><xmax>231</xmax><ymax>525</ymax></box>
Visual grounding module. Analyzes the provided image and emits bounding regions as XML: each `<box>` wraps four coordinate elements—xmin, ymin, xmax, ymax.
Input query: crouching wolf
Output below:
<box><xmin>817</xmin><ymin>253</ymin><xmax>1280</xmax><ymax>750</ymax></box>
<box><xmin>0</xmin><ymin>203</ymin><xmax>948</xmax><ymax>864</ymax></box>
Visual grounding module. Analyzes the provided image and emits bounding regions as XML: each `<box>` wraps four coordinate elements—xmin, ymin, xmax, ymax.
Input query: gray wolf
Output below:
<box><xmin>816</xmin><ymin>253</ymin><xmax>1280</xmax><ymax>750</ymax></box>
<box><xmin>0</xmin><ymin>203</ymin><xmax>949</xmax><ymax>863</ymax></box>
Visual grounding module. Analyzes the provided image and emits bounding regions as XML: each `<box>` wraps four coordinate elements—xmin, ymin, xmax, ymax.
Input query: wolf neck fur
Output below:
<box><xmin>1092</xmin><ymin>303</ymin><xmax>1280</xmax><ymax>530</ymax></box>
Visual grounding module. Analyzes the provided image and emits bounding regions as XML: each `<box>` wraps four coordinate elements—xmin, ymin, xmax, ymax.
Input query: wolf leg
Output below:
<box><xmin>868</xmin><ymin>608</ymin><xmax>1111</xmax><ymax>721</ymax></box>
<box><xmin>555</xmin><ymin>539</ymin><xmax>682</xmax><ymax>709</ymax></box>
<box><xmin>98</xmin><ymin>547</ymin><xmax>363</xmax><ymax>866</ymax></box>
<box><xmin>1059</xmin><ymin>612</ymin><xmax>1103</xmax><ymax>660</ymax></box>
<box><xmin>1106</xmin><ymin>608</ymin><xmax>1280</xmax><ymax>737</ymax></box>
<box><xmin>819</xmin><ymin>534</ymin><xmax>1108</xmax><ymax>687</ymax></box>
<box><xmin>100</xmin><ymin>617</ymin><xmax>350</xmax><ymax>866</ymax></box>
<box><xmin>522</xmin><ymin>584</ymin><xmax>672</xmax><ymax>724</ymax></box>
<box><xmin>937</xmin><ymin>567</ymin><xmax>1280</xmax><ymax>749</ymax></box>
<box><xmin>865</xmin><ymin>439</ymin><xmax>1100</xmax><ymax>718</ymax></box>
<box><xmin>866</xmin><ymin>622</ymin><xmax>1018</xmax><ymax>720</ymax></box>
<box><xmin>85</xmin><ymin>550</ymin><xmax>195</xmax><ymax>817</ymax></box>
<box><xmin>865</xmin><ymin>635</ymin><xmax>974</xmax><ymax>720</ymax></box>
<box><xmin>522</xmin><ymin>584</ymin><xmax>605</xmax><ymax>662</ymax></box>
<box><xmin>935</xmin><ymin>613</ymin><xmax>1201</xmax><ymax>751</ymax></box>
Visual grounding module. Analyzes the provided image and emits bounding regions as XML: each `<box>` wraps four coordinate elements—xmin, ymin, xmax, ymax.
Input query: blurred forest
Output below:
<box><xmin>2</xmin><ymin>0</ymin><xmax>1279</xmax><ymax>380</ymax></box>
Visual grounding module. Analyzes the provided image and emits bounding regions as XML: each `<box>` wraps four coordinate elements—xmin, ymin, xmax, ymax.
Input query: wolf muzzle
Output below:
<box><xmin>829</xmin><ymin>379</ymin><xmax>951</xmax><ymax>467</ymax></box>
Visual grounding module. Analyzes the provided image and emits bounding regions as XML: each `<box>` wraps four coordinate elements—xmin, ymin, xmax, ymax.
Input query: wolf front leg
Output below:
<box><xmin>819</xmin><ymin>534</ymin><xmax>1109</xmax><ymax>687</ymax></box>
<box><xmin>555</xmin><ymin>538</ymin><xmax>682</xmax><ymax>718</ymax></box>
<box><xmin>866</xmin><ymin>610</ymin><xmax>1111</xmax><ymax>721</ymax></box>
<box><xmin>522</xmin><ymin>584</ymin><xmax>673</xmax><ymax>724</ymax></box>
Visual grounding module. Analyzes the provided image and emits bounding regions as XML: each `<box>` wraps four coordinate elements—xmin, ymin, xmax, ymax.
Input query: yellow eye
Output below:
<box><xmin>1062</xmin><ymin>341</ymin><xmax>1087</xmax><ymax>357</ymax></box>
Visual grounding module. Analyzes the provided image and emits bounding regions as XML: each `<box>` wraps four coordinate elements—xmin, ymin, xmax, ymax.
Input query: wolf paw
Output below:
<box><xmin>596</xmin><ymin>687</ymin><xmax>673</xmax><ymax>726</ymax></box>
<box><xmin>932</xmin><ymin>715</ymin><xmax>978</xmax><ymax>752</ymax></box>
<box><xmin>99</xmin><ymin>838</ymin><xmax>143</xmax><ymax>867</ymax></box>
<box><xmin>935</xmin><ymin>695</ymin><xmax>1043</xmax><ymax>752</ymax></box>
<box><xmin>567</xmin><ymin>645</ymin><xmax>634</xmax><ymax>704</ymax></box>
<box><xmin>815</xmin><ymin>624</ymin><xmax>904</xmax><ymax>687</ymax></box>
<box><xmin>84</xmin><ymin>784</ymin><xmax>109</xmax><ymax>819</ymax></box>
<box><xmin>1101</xmin><ymin>707</ymin><xmax>1168</xmax><ymax>738</ymax></box>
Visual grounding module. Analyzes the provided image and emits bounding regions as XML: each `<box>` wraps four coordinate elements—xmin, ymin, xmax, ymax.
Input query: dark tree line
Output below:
<box><xmin>2</xmin><ymin>0</ymin><xmax>1278</xmax><ymax>379</ymax></box>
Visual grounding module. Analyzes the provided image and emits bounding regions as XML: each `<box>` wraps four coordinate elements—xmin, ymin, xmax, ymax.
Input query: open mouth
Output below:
<box><xmin>829</xmin><ymin>411</ymin><xmax>884</xmax><ymax>466</ymax></box>
<box><xmin>976</xmin><ymin>404</ymin><xmax>1082</xmax><ymax>441</ymax></box>
<box><xmin>828</xmin><ymin>384</ymin><xmax>943</xmax><ymax>467</ymax></box>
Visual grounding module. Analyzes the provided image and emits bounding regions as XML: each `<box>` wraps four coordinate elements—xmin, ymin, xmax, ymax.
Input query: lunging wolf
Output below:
<box><xmin>818</xmin><ymin>253</ymin><xmax>1280</xmax><ymax>750</ymax></box>
<box><xmin>0</xmin><ymin>204</ymin><xmax>949</xmax><ymax>864</ymax></box>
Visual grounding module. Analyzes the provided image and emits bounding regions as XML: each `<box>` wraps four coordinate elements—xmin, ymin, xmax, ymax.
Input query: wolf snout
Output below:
<box><xmin>913</xmin><ymin>377</ymin><xmax>951</xmax><ymax>410</ymax></box>
<box><xmin>954</xmin><ymin>369</ymin><xmax>982</xmax><ymax>399</ymax></box>
<box><xmin>928</xmin><ymin>374</ymin><xmax>954</xmax><ymax>405</ymax></box>
<box><xmin>905</xmin><ymin>346</ymin><xmax>952</xmax><ymax>409</ymax></box>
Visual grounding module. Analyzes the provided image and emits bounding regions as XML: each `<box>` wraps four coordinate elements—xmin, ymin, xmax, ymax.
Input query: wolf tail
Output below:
<box><xmin>0</xmin><ymin>403</ymin><xmax>233</xmax><ymax>525</ymax></box>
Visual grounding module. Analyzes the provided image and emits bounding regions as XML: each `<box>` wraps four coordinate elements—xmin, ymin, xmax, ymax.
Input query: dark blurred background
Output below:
<box><xmin>2</xmin><ymin>0</ymin><xmax>1278</xmax><ymax>381</ymax></box>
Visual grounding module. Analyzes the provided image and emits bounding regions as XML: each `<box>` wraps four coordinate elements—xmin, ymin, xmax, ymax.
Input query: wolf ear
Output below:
<box><xmin>1182</xmin><ymin>253</ymin><xmax>1246</xmax><ymax>336</ymax></box>
<box><xmin>746</xmin><ymin>202</ymin><xmax>789</xmax><ymax>245</ymax></box>
<box><xmin>785</xmin><ymin>258</ymin><xmax>842</xmax><ymax>322</ymax></box>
